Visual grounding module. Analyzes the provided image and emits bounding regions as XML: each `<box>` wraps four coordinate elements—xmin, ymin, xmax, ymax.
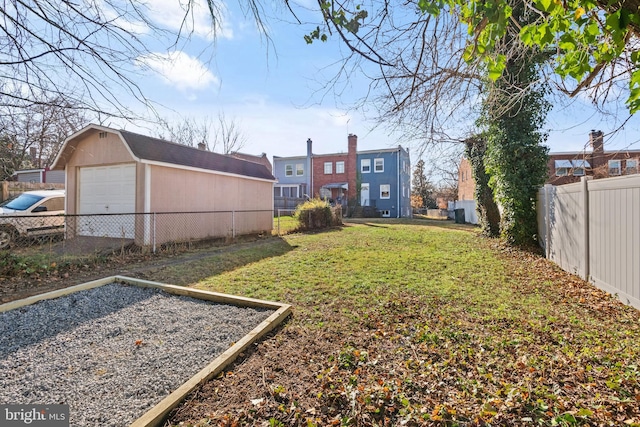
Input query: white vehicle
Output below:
<box><xmin>0</xmin><ymin>190</ymin><xmax>65</xmax><ymax>249</ymax></box>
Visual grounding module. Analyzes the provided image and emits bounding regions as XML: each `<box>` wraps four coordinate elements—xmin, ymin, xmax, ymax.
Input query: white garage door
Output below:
<box><xmin>78</xmin><ymin>164</ymin><xmax>136</xmax><ymax>238</ymax></box>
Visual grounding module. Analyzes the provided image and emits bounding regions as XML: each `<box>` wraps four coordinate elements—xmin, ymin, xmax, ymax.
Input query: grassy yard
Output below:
<box><xmin>146</xmin><ymin>219</ymin><xmax>640</xmax><ymax>426</ymax></box>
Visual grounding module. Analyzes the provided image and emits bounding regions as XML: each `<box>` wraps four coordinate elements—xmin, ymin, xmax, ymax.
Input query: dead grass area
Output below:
<box><xmin>3</xmin><ymin>220</ymin><xmax>639</xmax><ymax>427</ymax></box>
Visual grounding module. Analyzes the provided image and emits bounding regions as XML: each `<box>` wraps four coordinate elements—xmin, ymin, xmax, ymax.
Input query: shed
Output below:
<box><xmin>51</xmin><ymin>124</ymin><xmax>275</xmax><ymax>246</ymax></box>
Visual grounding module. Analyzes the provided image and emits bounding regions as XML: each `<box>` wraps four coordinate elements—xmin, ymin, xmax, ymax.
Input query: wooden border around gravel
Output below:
<box><xmin>0</xmin><ymin>275</ymin><xmax>292</xmax><ymax>427</ymax></box>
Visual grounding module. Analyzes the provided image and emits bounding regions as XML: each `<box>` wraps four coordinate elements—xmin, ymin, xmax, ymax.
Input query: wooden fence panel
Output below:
<box><xmin>1</xmin><ymin>181</ymin><xmax>65</xmax><ymax>203</ymax></box>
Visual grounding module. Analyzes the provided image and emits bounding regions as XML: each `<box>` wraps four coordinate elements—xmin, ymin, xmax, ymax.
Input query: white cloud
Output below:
<box><xmin>146</xmin><ymin>0</ymin><xmax>233</xmax><ymax>40</ymax></box>
<box><xmin>136</xmin><ymin>51</ymin><xmax>219</xmax><ymax>91</ymax></box>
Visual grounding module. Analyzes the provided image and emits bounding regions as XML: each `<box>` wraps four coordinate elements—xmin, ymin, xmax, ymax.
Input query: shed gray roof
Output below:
<box><xmin>117</xmin><ymin>130</ymin><xmax>275</xmax><ymax>181</ymax></box>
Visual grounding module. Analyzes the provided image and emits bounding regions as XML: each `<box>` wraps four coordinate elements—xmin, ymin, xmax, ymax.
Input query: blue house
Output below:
<box><xmin>357</xmin><ymin>147</ymin><xmax>412</xmax><ymax>218</ymax></box>
<box><xmin>272</xmin><ymin>139</ymin><xmax>313</xmax><ymax>211</ymax></box>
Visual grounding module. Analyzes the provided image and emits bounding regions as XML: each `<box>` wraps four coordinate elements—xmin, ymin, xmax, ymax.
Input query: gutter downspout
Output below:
<box><xmin>396</xmin><ymin>147</ymin><xmax>401</xmax><ymax>218</ymax></box>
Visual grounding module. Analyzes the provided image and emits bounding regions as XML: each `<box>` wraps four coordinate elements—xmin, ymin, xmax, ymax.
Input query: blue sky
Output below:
<box><xmin>113</xmin><ymin>0</ymin><xmax>640</xmax><ymax>169</ymax></box>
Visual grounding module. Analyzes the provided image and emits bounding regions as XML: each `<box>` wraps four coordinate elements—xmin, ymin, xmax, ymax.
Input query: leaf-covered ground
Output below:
<box><xmin>156</xmin><ymin>220</ymin><xmax>640</xmax><ymax>427</ymax></box>
<box><xmin>3</xmin><ymin>219</ymin><xmax>639</xmax><ymax>426</ymax></box>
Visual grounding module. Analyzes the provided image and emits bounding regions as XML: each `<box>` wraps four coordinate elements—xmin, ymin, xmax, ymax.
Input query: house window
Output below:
<box><xmin>609</xmin><ymin>160</ymin><xmax>621</xmax><ymax>175</ymax></box>
<box><xmin>296</xmin><ymin>164</ymin><xmax>304</xmax><ymax>176</ymax></box>
<box><xmin>273</xmin><ymin>187</ymin><xmax>281</xmax><ymax>197</ymax></box>
<box><xmin>285</xmin><ymin>164</ymin><xmax>293</xmax><ymax>177</ymax></box>
<box><xmin>381</xmin><ymin>210</ymin><xmax>390</xmax><ymax>217</ymax></box>
<box><xmin>626</xmin><ymin>159</ymin><xmax>638</xmax><ymax>174</ymax></box>
<box><xmin>324</xmin><ymin>162</ymin><xmax>332</xmax><ymax>174</ymax></box>
<box><xmin>281</xmin><ymin>186</ymin><xmax>298</xmax><ymax>198</ymax></box>
<box><xmin>571</xmin><ymin>159</ymin><xmax>590</xmax><ymax>176</ymax></box>
<box><xmin>554</xmin><ymin>160</ymin><xmax>572</xmax><ymax>177</ymax></box>
<box><xmin>361</xmin><ymin>159</ymin><xmax>371</xmax><ymax>173</ymax></box>
<box><xmin>380</xmin><ymin>184</ymin><xmax>390</xmax><ymax>199</ymax></box>
<box><xmin>374</xmin><ymin>158</ymin><xmax>384</xmax><ymax>172</ymax></box>
<box><xmin>336</xmin><ymin>161</ymin><xmax>345</xmax><ymax>174</ymax></box>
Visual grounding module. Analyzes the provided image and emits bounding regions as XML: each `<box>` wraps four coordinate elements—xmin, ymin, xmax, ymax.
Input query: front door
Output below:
<box><xmin>360</xmin><ymin>183</ymin><xmax>370</xmax><ymax>206</ymax></box>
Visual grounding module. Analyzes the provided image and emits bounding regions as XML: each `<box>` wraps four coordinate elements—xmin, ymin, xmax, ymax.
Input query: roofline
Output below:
<box><xmin>141</xmin><ymin>159</ymin><xmax>277</xmax><ymax>183</ymax></box>
<box><xmin>52</xmin><ymin>124</ymin><xmax>142</xmax><ymax>169</ymax></box>
<box><xmin>13</xmin><ymin>168</ymin><xmax>46</xmax><ymax>173</ymax></box>
<box><xmin>274</xmin><ymin>146</ymin><xmax>407</xmax><ymax>159</ymax></box>
<box><xmin>273</xmin><ymin>156</ymin><xmax>307</xmax><ymax>161</ymax></box>
<box><xmin>357</xmin><ymin>148</ymin><xmax>402</xmax><ymax>155</ymax></box>
<box><xmin>53</xmin><ymin>124</ymin><xmax>275</xmax><ymax>181</ymax></box>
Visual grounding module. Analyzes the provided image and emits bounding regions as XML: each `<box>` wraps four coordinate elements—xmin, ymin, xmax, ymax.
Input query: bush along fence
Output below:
<box><xmin>537</xmin><ymin>175</ymin><xmax>640</xmax><ymax>309</ymax></box>
<box><xmin>0</xmin><ymin>210</ymin><xmax>274</xmax><ymax>254</ymax></box>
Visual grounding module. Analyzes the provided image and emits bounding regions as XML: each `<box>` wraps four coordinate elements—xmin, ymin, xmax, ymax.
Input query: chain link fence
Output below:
<box><xmin>1</xmin><ymin>210</ymin><xmax>277</xmax><ymax>255</ymax></box>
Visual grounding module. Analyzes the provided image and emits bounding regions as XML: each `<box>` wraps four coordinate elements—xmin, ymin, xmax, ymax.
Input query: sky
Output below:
<box><xmin>107</xmin><ymin>0</ymin><xmax>640</xmax><ymax>174</ymax></box>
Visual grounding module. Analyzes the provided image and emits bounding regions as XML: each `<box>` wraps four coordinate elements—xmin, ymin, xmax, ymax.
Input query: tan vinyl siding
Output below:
<box><xmin>148</xmin><ymin>165</ymin><xmax>273</xmax><ymax>244</ymax></box>
<box><xmin>63</xmin><ymin>133</ymin><xmax>136</xmax><ymax>215</ymax></box>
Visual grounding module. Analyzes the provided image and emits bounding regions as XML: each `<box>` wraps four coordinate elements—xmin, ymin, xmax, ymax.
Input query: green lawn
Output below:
<box><xmin>152</xmin><ymin>219</ymin><xmax>640</xmax><ymax>426</ymax></box>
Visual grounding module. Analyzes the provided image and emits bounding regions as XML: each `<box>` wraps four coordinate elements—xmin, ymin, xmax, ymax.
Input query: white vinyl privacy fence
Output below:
<box><xmin>537</xmin><ymin>175</ymin><xmax>640</xmax><ymax>309</ymax></box>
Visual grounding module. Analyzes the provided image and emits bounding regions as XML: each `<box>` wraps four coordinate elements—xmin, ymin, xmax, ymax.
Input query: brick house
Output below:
<box><xmin>229</xmin><ymin>151</ymin><xmax>272</xmax><ymax>173</ymax></box>
<box><xmin>457</xmin><ymin>157</ymin><xmax>475</xmax><ymax>201</ymax></box>
<box><xmin>273</xmin><ymin>134</ymin><xmax>412</xmax><ymax>218</ymax></box>
<box><xmin>458</xmin><ymin>130</ymin><xmax>640</xmax><ymax>200</ymax></box>
<box><xmin>547</xmin><ymin>130</ymin><xmax>640</xmax><ymax>185</ymax></box>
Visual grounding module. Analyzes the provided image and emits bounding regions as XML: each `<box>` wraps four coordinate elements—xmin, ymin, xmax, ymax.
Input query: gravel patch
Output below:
<box><xmin>0</xmin><ymin>282</ymin><xmax>274</xmax><ymax>426</ymax></box>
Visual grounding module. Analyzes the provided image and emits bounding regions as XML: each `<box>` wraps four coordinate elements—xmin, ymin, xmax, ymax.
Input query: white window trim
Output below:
<box><xmin>572</xmin><ymin>167</ymin><xmax>585</xmax><ymax>176</ymax></box>
<box><xmin>324</xmin><ymin>162</ymin><xmax>332</xmax><ymax>174</ymax></box>
<box><xmin>285</xmin><ymin>164</ymin><xmax>293</xmax><ymax>177</ymax></box>
<box><xmin>380</xmin><ymin>184</ymin><xmax>391</xmax><ymax>199</ymax></box>
<box><xmin>361</xmin><ymin>159</ymin><xmax>371</xmax><ymax>173</ymax></box>
<box><xmin>626</xmin><ymin>159</ymin><xmax>638</xmax><ymax>174</ymax></box>
<box><xmin>555</xmin><ymin>168</ymin><xmax>569</xmax><ymax>177</ymax></box>
<box><xmin>609</xmin><ymin>160</ymin><xmax>621</xmax><ymax>176</ymax></box>
<box><xmin>374</xmin><ymin>158</ymin><xmax>384</xmax><ymax>173</ymax></box>
<box><xmin>336</xmin><ymin>161</ymin><xmax>345</xmax><ymax>174</ymax></box>
<box><xmin>296</xmin><ymin>164</ymin><xmax>304</xmax><ymax>176</ymax></box>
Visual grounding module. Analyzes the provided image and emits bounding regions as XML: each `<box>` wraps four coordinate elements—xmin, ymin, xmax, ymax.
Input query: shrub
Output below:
<box><xmin>294</xmin><ymin>198</ymin><xmax>342</xmax><ymax>230</ymax></box>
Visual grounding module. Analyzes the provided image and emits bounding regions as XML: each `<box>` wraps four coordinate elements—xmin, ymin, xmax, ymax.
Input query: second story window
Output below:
<box><xmin>374</xmin><ymin>158</ymin><xmax>384</xmax><ymax>172</ymax></box>
<box><xmin>336</xmin><ymin>161</ymin><xmax>345</xmax><ymax>174</ymax></box>
<box><xmin>609</xmin><ymin>160</ymin><xmax>621</xmax><ymax>175</ymax></box>
<box><xmin>324</xmin><ymin>162</ymin><xmax>332</xmax><ymax>174</ymax></box>
<box><xmin>361</xmin><ymin>159</ymin><xmax>371</xmax><ymax>173</ymax></box>
<box><xmin>296</xmin><ymin>164</ymin><xmax>304</xmax><ymax>176</ymax></box>
<box><xmin>554</xmin><ymin>160</ymin><xmax>571</xmax><ymax>176</ymax></box>
<box><xmin>285</xmin><ymin>164</ymin><xmax>293</xmax><ymax>177</ymax></box>
<box><xmin>626</xmin><ymin>159</ymin><xmax>638</xmax><ymax>174</ymax></box>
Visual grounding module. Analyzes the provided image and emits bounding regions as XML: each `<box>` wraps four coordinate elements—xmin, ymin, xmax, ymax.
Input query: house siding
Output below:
<box><xmin>62</xmin><ymin>132</ymin><xmax>136</xmax><ymax>215</ymax></box>
<box><xmin>54</xmin><ymin>125</ymin><xmax>275</xmax><ymax>246</ymax></box>
<box><xmin>273</xmin><ymin>156</ymin><xmax>308</xmax><ymax>199</ymax></box>
<box><xmin>458</xmin><ymin>157</ymin><xmax>475</xmax><ymax>201</ymax></box>
<box><xmin>148</xmin><ymin>164</ymin><xmax>273</xmax><ymax>242</ymax></box>
<box><xmin>357</xmin><ymin>147</ymin><xmax>411</xmax><ymax>218</ymax></box>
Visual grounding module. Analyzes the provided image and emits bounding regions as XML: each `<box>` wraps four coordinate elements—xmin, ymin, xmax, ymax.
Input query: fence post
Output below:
<box><xmin>153</xmin><ymin>212</ymin><xmax>156</xmax><ymax>254</ymax></box>
<box><xmin>582</xmin><ymin>176</ymin><xmax>590</xmax><ymax>281</ymax></box>
<box><xmin>544</xmin><ymin>184</ymin><xmax>553</xmax><ymax>259</ymax></box>
<box><xmin>277</xmin><ymin>209</ymin><xmax>281</xmax><ymax>236</ymax></box>
<box><xmin>232</xmin><ymin>211</ymin><xmax>236</xmax><ymax>239</ymax></box>
<box><xmin>1</xmin><ymin>181</ymin><xmax>7</xmax><ymax>203</ymax></box>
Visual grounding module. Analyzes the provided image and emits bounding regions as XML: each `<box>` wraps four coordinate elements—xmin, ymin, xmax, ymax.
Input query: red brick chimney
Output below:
<box><xmin>347</xmin><ymin>134</ymin><xmax>357</xmax><ymax>203</ymax></box>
